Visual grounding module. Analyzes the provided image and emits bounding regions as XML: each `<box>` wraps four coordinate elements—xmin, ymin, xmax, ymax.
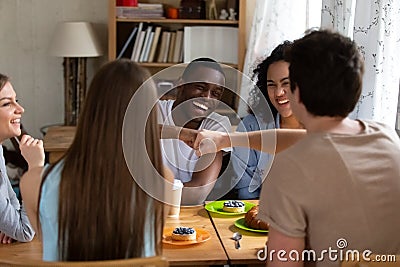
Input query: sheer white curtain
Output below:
<box><xmin>321</xmin><ymin>0</ymin><xmax>356</xmax><ymax>36</ymax></box>
<box><xmin>321</xmin><ymin>0</ymin><xmax>400</xmax><ymax>127</ymax></box>
<box><xmin>238</xmin><ymin>0</ymin><xmax>321</xmax><ymax>117</ymax></box>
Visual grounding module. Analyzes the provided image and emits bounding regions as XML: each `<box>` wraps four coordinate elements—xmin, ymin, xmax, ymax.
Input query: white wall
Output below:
<box><xmin>0</xmin><ymin>0</ymin><xmax>255</xmax><ymax>138</ymax></box>
<box><xmin>0</xmin><ymin>0</ymin><xmax>108</xmax><ymax>138</ymax></box>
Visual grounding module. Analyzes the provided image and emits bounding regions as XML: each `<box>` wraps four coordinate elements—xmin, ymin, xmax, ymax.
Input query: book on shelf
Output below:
<box><xmin>116</xmin><ymin>3</ymin><xmax>164</xmax><ymax>19</ymax></box>
<box><xmin>156</xmin><ymin>31</ymin><xmax>169</xmax><ymax>63</ymax></box>
<box><xmin>179</xmin><ymin>43</ymin><xmax>184</xmax><ymax>62</ymax></box>
<box><xmin>130</xmin><ymin>22</ymin><xmax>144</xmax><ymax>61</ymax></box>
<box><xmin>137</xmin><ymin>3</ymin><xmax>163</xmax><ymax>8</ymax></box>
<box><xmin>144</xmin><ymin>31</ymin><xmax>154</xmax><ymax>62</ymax></box>
<box><xmin>117</xmin><ymin>26</ymin><xmax>138</xmax><ymax>59</ymax></box>
<box><xmin>161</xmin><ymin>32</ymin><xmax>172</xmax><ymax>63</ymax></box>
<box><xmin>167</xmin><ymin>32</ymin><xmax>177</xmax><ymax>63</ymax></box>
<box><xmin>183</xmin><ymin>26</ymin><xmax>238</xmax><ymax>64</ymax></box>
<box><xmin>148</xmin><ymin>26</ymin><xmax>162</xmax><ymax>62</ymax></box>
<box><xmin>132</xmin><ymin>30</ymin><xmax>146</xmax><ymax>62</ymax></box>
<box><xmin>172</xmin><ymin>30</ymin><xmax>184</xmax><ymax>63</ymax></box>
<box><xmin>139</xmin><ymin>25</ymin><xmax>153</xmax><ymax>62</ymax></box>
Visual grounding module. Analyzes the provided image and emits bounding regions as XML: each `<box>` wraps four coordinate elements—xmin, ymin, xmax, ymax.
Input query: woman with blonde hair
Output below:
<box><xmin>20</xmin><ymin>59</ymin><xmax>165</xmax><ymax>261</ymax></box>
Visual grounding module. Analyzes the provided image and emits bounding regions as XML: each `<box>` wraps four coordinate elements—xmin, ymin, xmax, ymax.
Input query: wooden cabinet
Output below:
<box><xmin>43</xmin><ymin>126</ymin><xmax>76</xmax><ymax>163</ymax></box>
<box><xmin>108</xmin><ymin>0</ymin><xmax>246</xmax><ymax>112</ymax></box>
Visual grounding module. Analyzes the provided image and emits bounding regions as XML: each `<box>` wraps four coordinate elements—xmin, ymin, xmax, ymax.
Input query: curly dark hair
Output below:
<box><xmin>248</xmin><ymin>41</ymin><xmax>292</xmax><ymax>122</ymax></box>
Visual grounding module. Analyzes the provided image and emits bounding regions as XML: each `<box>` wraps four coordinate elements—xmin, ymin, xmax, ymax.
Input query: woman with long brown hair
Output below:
<box><xmin>0</xmin><ymin>73</ymin><xmax>35</xmax><ymax>244</ymax></box>
<box><xmin>20</xmin><ymin>59</ymin><xmax>165</xmax><ymax>261</ymax></box>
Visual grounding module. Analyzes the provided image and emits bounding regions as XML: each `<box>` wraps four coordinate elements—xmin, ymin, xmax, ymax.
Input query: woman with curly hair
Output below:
<box><xmin>231</xmin><ymin>41</ymin><xmax>303</xmax><ymax>199</ymax></box>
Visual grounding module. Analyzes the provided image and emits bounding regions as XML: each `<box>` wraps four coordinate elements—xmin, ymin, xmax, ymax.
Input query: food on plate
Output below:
<box><xmin>244</xmin><ymin>206</ymin><xmax>269</xmax><ymax>230</ymax></box>
<box><xmin>171</xmin><ymin>226</ymin><xmax>197</xmax><ymax>241</ymax></box>
<box><xmin>222</xmin><ymin>200</ymin><xmax>245</xmax><ymax>213</ymax></box>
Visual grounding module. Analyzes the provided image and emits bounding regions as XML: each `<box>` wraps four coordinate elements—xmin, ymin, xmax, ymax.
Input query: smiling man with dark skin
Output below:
<box><xmin>158</xmin><ymin>58</ymin><xmax>231</xmax><ymax>205</ymax></box>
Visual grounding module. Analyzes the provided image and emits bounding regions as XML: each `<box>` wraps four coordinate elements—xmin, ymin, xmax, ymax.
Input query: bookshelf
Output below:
<box><xmin>108</xmin><ymin>0</ymin><xmax>246</xmax><ymax>112</ymax></box>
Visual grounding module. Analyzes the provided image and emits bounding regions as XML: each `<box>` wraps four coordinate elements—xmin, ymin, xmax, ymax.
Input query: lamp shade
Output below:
<box><xmin>49</xmin><ymin>22</ymin><xmax>103</xmax><ymax>57</ymax></box>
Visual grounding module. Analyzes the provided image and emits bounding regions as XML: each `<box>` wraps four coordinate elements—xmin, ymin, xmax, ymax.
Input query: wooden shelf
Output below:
<box><xmin>108</xmin><ymin>0</ymin><xmax>246</xmax><ymax>111</ymax></box>
<box><xmin>109</xmin><ymin>0</ymin><xmax>246</xmax><ymax>71</ymax></box>
<box><xmin>117</xmin><ymin>18</ymin><xmax>239</xmax><ymax>25</ymax></box>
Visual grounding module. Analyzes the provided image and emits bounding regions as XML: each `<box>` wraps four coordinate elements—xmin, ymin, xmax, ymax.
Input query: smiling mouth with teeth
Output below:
<box><xmin>277</xmin><ymin>99</ymin><xmax>289</xmax><ymax>105</ymax></box>
<box><xmin>193</xmin><ymin>101</ymin><xmax>209</xmax><ymax>111</ymax></box>
<box><xmin>11</xmin><ymin>119</ymin><xmax>20</xmax><ymax>124</ymax></box>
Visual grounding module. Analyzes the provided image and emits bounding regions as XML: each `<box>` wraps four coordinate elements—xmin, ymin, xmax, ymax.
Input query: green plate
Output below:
<box><xmin>234</xmin><ymin>218</ymin><xmax>268</xmax><ymax>233</ymax></box>
<box><xmin>205</xmin><ymin>200</ymin><xmax>256</xmax><ymax>216</ymax></box>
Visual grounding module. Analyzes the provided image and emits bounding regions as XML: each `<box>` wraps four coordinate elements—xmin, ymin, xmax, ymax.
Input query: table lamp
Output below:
<box><xmin>49</xmin><ymin>21</ymin><xmax>103</xmax><ymax>125</ymax></box>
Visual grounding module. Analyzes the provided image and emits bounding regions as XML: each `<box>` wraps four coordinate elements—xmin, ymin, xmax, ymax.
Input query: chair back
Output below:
<box><xmin>0</xmin><ymin>256</ymin><xmax>169</xmax><ymax>267</ymax></box>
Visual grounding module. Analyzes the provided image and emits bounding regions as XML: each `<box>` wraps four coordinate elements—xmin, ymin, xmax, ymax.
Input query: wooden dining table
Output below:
<box><xmin>207</xmin><ymin>199</ymin><xmax>268</xmax><ymax>266</ymax></box>
<box><xmin>0</xmin><ymin>201</ymin><xmax>267</xmax><ymax>266</ymax></box>
<box><xmin>163</xmin><ymin>204</ymin><xmax>228</xmax><ymax>266</ymax></box>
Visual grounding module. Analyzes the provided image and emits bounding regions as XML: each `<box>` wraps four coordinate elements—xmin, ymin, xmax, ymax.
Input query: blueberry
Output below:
<box><xmin>173</xmin><ymin>227</ymin><xmax>195</xmax><ymax>235</ymax></box>
<box><xmin>224</xmin><ymin>200</ymin><xmax>244</xmax><ymax>207</ymax></box>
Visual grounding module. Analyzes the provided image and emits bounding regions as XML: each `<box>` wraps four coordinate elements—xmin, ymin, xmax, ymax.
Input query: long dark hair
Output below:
<box><xmin>39</xmin><ymin>59</ymin><xmax>164</xmax><ymax>260</ymax></box>
<box><xmin>248</xmin><ymin>41</ymin><xmax>292</xmax><ymax>121</ymax></box>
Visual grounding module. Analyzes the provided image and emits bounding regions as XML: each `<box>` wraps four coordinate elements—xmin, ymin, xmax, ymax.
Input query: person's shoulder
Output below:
<box><xmin>358</xmin><ymin>120</ymin><xmax>399</xmax><ymax>140</ymax></box>
<box><xmin>361</xmin><ymin>120</ymin><xmax>394</xmax><ymax>132</ymax></box>
<box><xmin>42</xmin><ymin>162</ymin><xmax>64</xmax><ymax>189</ymax></box>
